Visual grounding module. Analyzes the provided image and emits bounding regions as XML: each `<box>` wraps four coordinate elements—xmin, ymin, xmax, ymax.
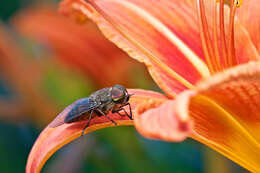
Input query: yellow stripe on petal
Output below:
<box><xmin>190</xmin><ymin>95</ymin><xmax>260</xmax><ymax>172</ymax></box>
<box><xmin>27</xmin><ymin>121</ymin><xmax>134</xmax><ymax>173</ymax></box>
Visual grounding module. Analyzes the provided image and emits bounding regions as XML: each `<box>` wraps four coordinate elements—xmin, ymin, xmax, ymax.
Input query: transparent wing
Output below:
<box><xmin>49</xmin><ymin>98</ymin><xmax>100</xmax><ymax>127</ymax></box>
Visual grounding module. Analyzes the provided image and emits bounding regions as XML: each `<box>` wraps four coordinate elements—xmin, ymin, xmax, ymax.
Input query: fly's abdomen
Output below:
<box><xmin>66</xmin><ymin>112</ymin><xmax>92</xmax><ymax>123</ymax></box>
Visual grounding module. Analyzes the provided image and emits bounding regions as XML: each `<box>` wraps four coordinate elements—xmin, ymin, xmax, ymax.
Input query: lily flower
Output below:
<box><xmin>26</xmin><ymin>0</ymin><xmax>260</xmax><ymax>173</ymax></box>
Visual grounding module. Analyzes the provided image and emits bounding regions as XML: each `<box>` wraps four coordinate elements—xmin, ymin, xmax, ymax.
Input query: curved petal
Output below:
<box><xmin>12</xmin><ymin>5</ymin><xmax>137</xmax><ymax>87</ymax></box>
<box><xmin>237</xmin><ymin>0</ymin><xmax>260</xmax><ymax>56</ymax></box>
<box><xmin>60</xmin><ymin>0</ymin><xmax>210</xmax><ymax>97</ymax></box>
<box><xmin>26</xmin><ymin>89</ymin><xmax>167</xmax><ymax>173</ymax></box>
<box><xmin>134</xmin><ymin>91</ymin><xmax>194</xmax><ymax>142</ymax></box>
<box><xmin>188</xmin><ymin>62</ymin><xmax>260</xmax><ymax>172</ymax></box>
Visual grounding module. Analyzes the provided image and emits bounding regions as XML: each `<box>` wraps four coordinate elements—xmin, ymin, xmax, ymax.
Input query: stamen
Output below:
<box><xmin>197</xmin><ymin>0</ymin><xmax>217</xmax><ymax>73</ymax></box>
<box><xmin>219</xmin><ymin>0</ymin><xmax>228</xmax><ymax>68</ymax></box>
<box><xmin>227</xmin><ymin>0</ymin><xmax>238</xmax><ymax>67</ymax></box>
<box><xmin>213</xmin><ymin>2</ymin><xmax>223</xmax><ymax>72</ymax></box>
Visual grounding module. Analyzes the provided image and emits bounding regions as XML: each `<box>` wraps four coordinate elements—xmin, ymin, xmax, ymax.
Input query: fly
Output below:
<box><xmin>49</xmin><ymin>84</ymin><xmax>133</xmax><ymax>136</ymax></box>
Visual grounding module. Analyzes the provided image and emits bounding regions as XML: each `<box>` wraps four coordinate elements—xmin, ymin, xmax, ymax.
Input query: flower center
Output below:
<box><xmin>197</xmin><ymin>0</ymin><xmax>241</xmax><ymax>74</ymax></box>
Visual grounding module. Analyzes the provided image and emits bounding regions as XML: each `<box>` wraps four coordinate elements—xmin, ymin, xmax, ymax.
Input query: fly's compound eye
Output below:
<box><xmin>111</xmin><ymin>87</ymin><xmax>125</xmax><ymax>102</ymax></box>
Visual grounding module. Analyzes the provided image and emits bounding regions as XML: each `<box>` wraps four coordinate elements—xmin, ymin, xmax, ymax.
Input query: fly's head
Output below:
<box><xmin>111</xmin><ymin>85</ymin><xmax>131</xmax><ymax>105</ymax></box>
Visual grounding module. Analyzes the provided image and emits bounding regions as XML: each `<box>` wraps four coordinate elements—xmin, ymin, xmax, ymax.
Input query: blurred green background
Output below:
<box><xmin>0</xmin><ymin>0</ymin><xmax>248</xmax><ymax>173</ymax></box>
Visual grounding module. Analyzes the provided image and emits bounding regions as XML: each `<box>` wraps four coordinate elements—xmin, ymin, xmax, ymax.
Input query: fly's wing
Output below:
<box><xmin>64</xmin><ymin>98</ymin><xmax>100</xmax><ymax>123</ymax></box>
<box><xmin>49</xmin><ymin>98</ymin><xmax>100</xmax><ymax>127</ymax></box>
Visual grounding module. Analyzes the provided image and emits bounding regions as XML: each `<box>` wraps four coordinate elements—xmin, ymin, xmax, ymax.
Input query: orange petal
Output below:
<box><xmin>188</xmin><ymin>62</ymin><xmax>260</xmax><ymax>172</ymax></box>
<box><xmin>60</xmin><ymin>0</ymin><xmax>210</xmax><ymax>97</ymax></box>
<box><xmin>134</xmin><ymin>91</ymin><xmax>194</xmax><ymax>142</ymax></box>
<box><xmin>26</xmin><ymin>89</ymin><xmax>167</xmax><ymax>173</ymax></box>
<box><xmin>12</xmin><ymin>5</ymin><xmax>137</xmax><ymax>87</ymax></box>
<box><xmin>237</xmin><ymin>0</ymin><xmax>260</xmax><ymax>57</ymax></box>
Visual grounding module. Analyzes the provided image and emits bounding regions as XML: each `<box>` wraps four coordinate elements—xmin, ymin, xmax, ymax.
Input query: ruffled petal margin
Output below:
<box><xmin>26</xmin><ymin>89</ymin><xmax>168</xmax><ymax>173</ymax></box>
<box><xmin>134</xmin><ymin>91</ymin><xmax>194</xmax><ymax>142</ymax></box>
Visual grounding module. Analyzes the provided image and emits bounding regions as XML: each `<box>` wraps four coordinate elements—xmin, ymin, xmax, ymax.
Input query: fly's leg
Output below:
<box><xmin>96</xmin><ymin>109</ymin><xmax>117</xmax><ymax>126</ymax></box>
<box><xmin>112</xmin><ymin>108</ymin><xmax>132</xmax><ymax>120</ymax></box>
<box><xmin>81</xmin><ymin>109</ymin><xmax>94</xmax><ymax>136</ymax></box>
<box><xmin>127</xmin><ymin>103</ymin><xmax>133</xmax><ymax>120</ymax></box>
<box><xmin>112</xmin><ymin>103</ymin><xmax>133</xmax><ymax>120</ymax></box>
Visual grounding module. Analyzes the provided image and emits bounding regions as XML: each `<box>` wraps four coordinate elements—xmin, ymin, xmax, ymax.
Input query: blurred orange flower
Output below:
<box><xmin>12</xmin><ymin>5</ymin><xmax>138</xmax><ymax>88</ymax></box>
<box><xmin>26</xmin><ymin>0</ymin><xmax>260</xmax><ymax>173</ymax></box>
<box><xmin>0</xmin><ymin>25</ymin><xmax>58</xmax><ymax>124</ymax></box>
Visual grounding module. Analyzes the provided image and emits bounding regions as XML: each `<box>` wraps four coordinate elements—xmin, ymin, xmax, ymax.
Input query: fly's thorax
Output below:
<box><xmin>88</xmin><ymin>85</ymin><xmax>129</xmax><ymax>114</ymax></box>
<box><xmin>89</xmin><ymin>87</ymin><xmax>112</xmax><ymax>104</ymax></box>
